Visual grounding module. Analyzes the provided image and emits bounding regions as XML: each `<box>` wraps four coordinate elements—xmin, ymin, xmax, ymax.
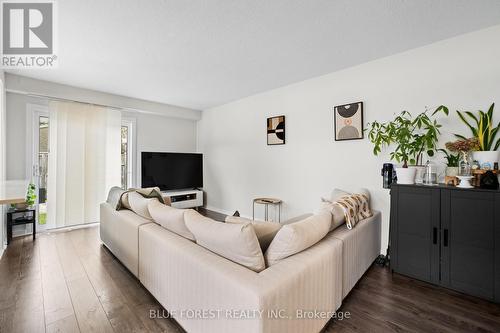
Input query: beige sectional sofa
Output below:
<box><xmin>100</xmin><ymin>202</ymin><xmax>381</xmax><ymax>333</ymax></box>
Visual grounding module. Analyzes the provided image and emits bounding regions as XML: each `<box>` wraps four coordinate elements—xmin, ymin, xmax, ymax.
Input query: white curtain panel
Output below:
<box><xmin>47</xmin><ymin>101</ymin><xmax>121</xmax><ymax>228</ymax></box>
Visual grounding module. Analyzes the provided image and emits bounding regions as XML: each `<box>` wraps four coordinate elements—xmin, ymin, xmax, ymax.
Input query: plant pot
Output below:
<box><xmin>396</xmin><ymin>167</ymin><xmax>417</xmax><ymax>184</ymax></box>
<box><xmin>15</xmin><ymin>203</ymin><xmax>28</xmax><ymax>210</ymax></box>
<box><xmin>446</xmin><ymin>167</ymin><xmax>459</xmax><ymax>177</ymax></box>
<box><xmin>472</xmin><ymin>151</ymin><xmax>499</xmax><ymax>168</ymax></box>
<box><xmin>457</xmin><ymin>175</ymin><xmax>474</xmax><ymax>188</ymax></box>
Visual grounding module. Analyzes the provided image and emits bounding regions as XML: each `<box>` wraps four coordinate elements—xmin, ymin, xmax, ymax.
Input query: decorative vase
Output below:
<box><xmin>396</xmin><ymin>167</ymin><xmax>417</xmax><ymax>184</ymax></box>
<box><xmin>459</xmin><ymin>151</ymin><xmax>472</xmax><ymax>176</ymax></box>
<box><xmin>411</xmin><ymin>165</ymin><xmax>426</xmax><ymax>184</ymax></box>
<box><xmin>445</xmin><ymin>167</ymin><xmax>459</xmax><ymax>177</ymax></box>
<box><xmin>472</xmin><ymin>151</ymin><xmax>499</xmax><ymax>168</ymax></box>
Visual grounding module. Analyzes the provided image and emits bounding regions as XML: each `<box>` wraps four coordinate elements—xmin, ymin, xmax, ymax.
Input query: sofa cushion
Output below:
<box><xmin>334</xmin><ymin>193</ymin><xmax>372</xmax><ymax>229</ymax></box>
<box><xmin>128</xmin><ymin>191</ymin><xmax>158</xmax><ymax>220</ymax></box>
<box><xmin>225</xmin><ymin>216</ymin><xmax>281</xmax><ymax>251</ymax></box>
<box><xmin>316</xmin><ymin>199</ymin><xmax>345</xmax><ymax>231</ymax></box>
<box><xmin>329</xmin><ymin>188</ymin><xmax>372</xmax><ymax>229</ymax></box>
<box><xmin>331</xmin><ymin>187</ymin><xmax>371</xmax><ymax>203</ymax></box>
<box><xmin>264</xmin><ymin>212</ymin><xmax>331</xmax><ymax>266</ymax></box>
<box><xmin>148</xmin><ymin>200</ymin><xmax>195</xmax><ymax>241</ymax></box>
<box><xmin>185</xmin><ymin>210</ymin><xmax>265</xmax><ymax>272</ymax></box>
<box><xmin>106</xmin><ymin>186</ymin><xmax>125</xmax><ymax>209</ymax></box>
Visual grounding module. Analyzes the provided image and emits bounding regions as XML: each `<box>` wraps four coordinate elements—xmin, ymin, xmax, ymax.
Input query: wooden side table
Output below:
<box><xmin>253</xmin><ymin>198</ymin><xmax>282</xmax><ymax>222</ymax></box>
<box><xmin>7</xmin><ymin>207</ymin><xmax>36</xmax><ymax>245</ymax></box>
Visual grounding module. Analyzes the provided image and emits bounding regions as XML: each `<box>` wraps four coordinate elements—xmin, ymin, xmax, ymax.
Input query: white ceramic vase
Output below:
<box><xmin>472</xmin><ymin>151</ymin><xmax>499</xmax><ymax>167</ymax></box>
<box><xmin>411</xmin><ymin>165</ymin><xmax>426</xmax><ymax>184</ymax></box>
<box><xmin>396</xmin><ymin>167</ymin><xmax>417</xmax><ymax>184</ymax></box>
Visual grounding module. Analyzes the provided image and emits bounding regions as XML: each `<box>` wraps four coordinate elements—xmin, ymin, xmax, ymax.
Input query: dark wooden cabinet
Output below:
<box><xmin>390</xmin><ymin>184</ymin><xmax>500</xmax><ymax>302</ymax></box>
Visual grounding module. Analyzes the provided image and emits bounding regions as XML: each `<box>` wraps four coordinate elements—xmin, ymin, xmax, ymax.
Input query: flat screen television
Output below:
<box><xmin>141</xmin><ymin>152</ymin><xmax>203</xmax><ymax>191</ymax></box>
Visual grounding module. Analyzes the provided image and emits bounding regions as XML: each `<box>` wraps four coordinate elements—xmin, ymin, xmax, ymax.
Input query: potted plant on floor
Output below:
<box><xmin>455</xmin><ymin>103</ymin><xmax>500</xmax><ymax>167</ymax></box>
<box><xmin>367</xmin><ymin>106</ymin><xmax>448</xmax><ymax>184</ymax></box>
<box><xmin>438</xmin><ymin>148</ymin><xmax>460</xmax><ymax>177</ymax></box>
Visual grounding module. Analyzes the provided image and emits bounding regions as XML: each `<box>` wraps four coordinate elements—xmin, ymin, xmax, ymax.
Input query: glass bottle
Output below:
<box><xmin>459</xmin><ymin>151</ymin><xmax>472</xmax><ymax>176</ymax></box>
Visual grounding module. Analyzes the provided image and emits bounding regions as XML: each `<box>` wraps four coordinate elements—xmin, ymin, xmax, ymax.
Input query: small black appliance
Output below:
<box><xmin>381</xmin><ymin>163</ymin><xmax>395</xmax><ymax>189</ymax></box>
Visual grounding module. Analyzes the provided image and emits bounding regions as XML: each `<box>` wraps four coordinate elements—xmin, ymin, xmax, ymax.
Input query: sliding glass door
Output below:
<box><xmin>28</xmin><ymin>104</ymin><xmax>133</xmax><ymax>230</ymax></box>
<box><xmin>31</xmin><ymin>108</ymin><xmax>51</xmax><ymax>230</ymax></box>
<box><xmin>121</xmin><ymin>118</ymin><xmax>135</xmax><ymax>190</ymax></box>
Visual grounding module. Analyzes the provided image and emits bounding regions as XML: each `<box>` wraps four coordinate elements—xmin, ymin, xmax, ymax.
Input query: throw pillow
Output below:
<box><xmin>128</xmin><ymin>191</ymin><xmax>158</xmax><ymax>220</ymax></box>
<box><xmin>334</xmin><ymin>193</ymin><xmax>373</xmax><ymax>229</ymax></box>
<box><xmin>264</xmin><ymin>212</ymin><xmax>331</xmax><ymax>266</ymax></box>
<box><xmin>225</xmin><ymin>216</ymin><xmax>281</xmax><ymax>251</ymax></box>
<box><xmin>331</xmin><ymin>187</ymin><xmax>370</xmax><ymax>203</ymax></box>
<box><xmin>185</xmin><ymin>210</ymin><xmax>265</xmax><ymax>272</ymax></box>
<box><xmin>148</xmin><ymin>200</ymin><xmax>195</xmax><ymax>241</ymax></box>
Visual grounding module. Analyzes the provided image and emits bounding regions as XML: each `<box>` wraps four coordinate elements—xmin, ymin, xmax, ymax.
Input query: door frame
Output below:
<box><xmin>26</xmin><ymin>103</ymin><xmax>52</xmax><ymax>231</ymax></box>
<box><xmin>121</xmin><ymin>117</ymin><xmax>137</xmax><ymax>189</ymax></box>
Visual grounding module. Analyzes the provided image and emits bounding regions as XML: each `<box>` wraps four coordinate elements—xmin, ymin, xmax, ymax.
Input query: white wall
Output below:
<box><xmin>5</xmin><ymin>93</ymin><xmax>46</xmax><ymax>180</ymax></box>
<box><xmin>0</xmin><ymin>70</ymin><xmax>5</xmax><ymax>257</ymax></box>
<box><xmin>121</xmin><ymin>111</ymin><xmax>198</xmax><ymax>187</ymax></box>
<box><xmin>198</xmin><ymin>25</ymin><xmax>500</xmax><ymax>253</ymax></box>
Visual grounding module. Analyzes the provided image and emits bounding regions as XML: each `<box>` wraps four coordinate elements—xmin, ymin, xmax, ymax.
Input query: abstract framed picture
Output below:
<box><xmin>334</xmin><ymin>102</ymin><xmax>364</xmax><ymax>141</ymax></box>
<box><xmin>267</xmin><ymin>115</ymin><xmax>285</xmax><ymax>145</ymax></box>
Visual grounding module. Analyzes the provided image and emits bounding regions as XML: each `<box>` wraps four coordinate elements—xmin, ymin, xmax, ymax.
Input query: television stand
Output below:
<box><xmin>162</xmin><ymin>189</ymin><xmax>203</xmax><ymax>209</ymax></box>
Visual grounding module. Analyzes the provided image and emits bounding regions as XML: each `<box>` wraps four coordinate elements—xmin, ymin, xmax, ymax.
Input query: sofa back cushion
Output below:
<box><xmin>329</xmin><ymin>188</ymin><xmax>372</xmax><ymax>229</ymax></box>
<box><xmin>317</xmin><ymin>199</ymin><xmax>345</xmax><ymax>231</ymax></box>
<box><xmin>185</xmin><ymin>210</ymin><xmax>265</xmax><ymax>272</ymax></box>
<box><xmin>265</xmin><ymin>212</ymin><xmax>331</xmax><ymax>266</ymax></box>
<box><xmin>225</xmin><ymin>216</ymin><xmax>281</xmax><ymax>251</ymax></box>
<box><xmin>148</xmin><ymin>200</ymin><xmax>195</xmax><ymax>241</ymax></box>
<box><xmin>128</xmin><ymin>191</ymin><xmax>158</xmax><ymax>220</ymax></box>
<box><xmin>106</xmin><ymin>186</ymin><xmax>125</xmax><ymax>209</ymax></box>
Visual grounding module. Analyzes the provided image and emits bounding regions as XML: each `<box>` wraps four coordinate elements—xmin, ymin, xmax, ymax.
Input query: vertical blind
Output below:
<box><xmin>47</xmin><ymin>101</ymin><xmax>121</xmax><ymax>227</ymax></box>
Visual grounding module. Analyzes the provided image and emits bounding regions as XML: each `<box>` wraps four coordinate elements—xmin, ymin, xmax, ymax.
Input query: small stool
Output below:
<box><xmin>7</xmin><ymin>208</ymin><xmax>36</xmax><ymax>245</ymax></box>
<box><xmin>252</xmin><ymin>198</ymin><xmax>282</xmax><ymax>222</ymax></box>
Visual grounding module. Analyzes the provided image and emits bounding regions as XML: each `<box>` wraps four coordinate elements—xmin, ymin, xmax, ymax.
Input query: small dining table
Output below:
<box><xmin>0</xmin><ymin>180</ymin><xmax>28</xmax><ymax>205</ymax></box>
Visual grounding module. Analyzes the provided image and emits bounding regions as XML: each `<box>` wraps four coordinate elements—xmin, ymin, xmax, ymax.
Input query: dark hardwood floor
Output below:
<box><xmin>1</xmin><ymin>226</ymin><xmax>499</xmax><ymax>333</ymax></box>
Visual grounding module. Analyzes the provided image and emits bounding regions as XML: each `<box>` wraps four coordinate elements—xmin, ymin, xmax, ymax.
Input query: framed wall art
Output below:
<box><xmin>334</xmin><ymin>102</ymin><xmax>363</xmax><ymax>141</ymax></box>
<box><xmin>267</xmin><ymin>115</ymin><xmax>285</xmax><ymax>145</ymax></box>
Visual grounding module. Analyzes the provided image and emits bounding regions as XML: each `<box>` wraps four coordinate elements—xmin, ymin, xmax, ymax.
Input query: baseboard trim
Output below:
<box><xmin>38</xmin><ymin>222</ymin><xmax>100</xmax><ymax>235</ymax></box>
<box><xmin>0</xmin><ymin>244</ymin><xmax>5</xmax><ymax>260</ymax></box>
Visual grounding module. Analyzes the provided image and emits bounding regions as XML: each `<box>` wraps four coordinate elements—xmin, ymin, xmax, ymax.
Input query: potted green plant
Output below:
<box><xmin>455</xmin><ymin>103</ymin><xmax>500</xmax><ymax>167</ymax></box>
<box><xmin>367</xmin><ymin>106</ymin><xmax>448</xmax><ymax>184</ymax></box>
<box><xmin>26</xmin><ymin>183</ymin><xmax>37</xmax><ymax>207</ymax></box>
<box><xmin>14</xmin><ymin>183</ymin><xmax>37</xmax><ymax>210</ymax></box>
<box><xmin>445</xmin><ymin>138</ymin><xmax>480</xmax><ymax>176</ymax></box>
<box><xmin>438</xmin><ymin>148</ymin><xmax>460</xmax><ymax>177</ymax></box>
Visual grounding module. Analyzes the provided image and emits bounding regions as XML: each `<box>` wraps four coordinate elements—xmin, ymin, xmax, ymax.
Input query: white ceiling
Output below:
<box><xmin>8</xmin><ymin>0</ymin><xmax>500</xmax><ymax>110</ymax></box>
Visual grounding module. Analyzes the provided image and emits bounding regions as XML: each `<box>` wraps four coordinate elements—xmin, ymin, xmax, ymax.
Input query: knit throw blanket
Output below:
<box><xmin>334</xmin><ymin>193</ymin><xmax>372</xmax><ymax>229</ymax></box>
<box><xmin>107</xmin><ymin>186</ymin><xmax>166</xmax><ymax>210</ymax></box>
